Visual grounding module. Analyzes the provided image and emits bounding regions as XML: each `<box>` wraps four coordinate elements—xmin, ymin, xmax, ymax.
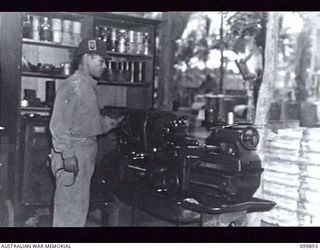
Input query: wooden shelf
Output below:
<box><xmin>22</xmin><ymin>72</ymin><xmax>149</xmax><ymax>87</ymax></box>
<box><xmin>107</xmin><ymin>51</ymin><xmax>152</xmax><ymax>59</ymax></box>
<box><xmin>20</xmin><ymin>107</ymin><xmax>51</xmax><ymax>116</ymax></box>
<box><xmin>22</xmin><ymin>71</ymin><xmax>69</xmax><ymax>79</ymax></box>
<box><xmin>22</xmin><ymin>38</ymin><xmax>78</xmax><ymax>49</ymax></box>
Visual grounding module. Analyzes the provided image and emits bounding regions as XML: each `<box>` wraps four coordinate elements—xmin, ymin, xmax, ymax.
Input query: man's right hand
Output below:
<box><xmin>63</xmin><ymin>155</ymin><xmax>79</xmax><ymax>173</ymax></box>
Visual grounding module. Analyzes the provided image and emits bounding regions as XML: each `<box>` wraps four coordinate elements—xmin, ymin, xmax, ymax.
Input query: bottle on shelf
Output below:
<box><xmin>40</xmin><ymin>17</ymin><xmax>52</xmax><ymax>42</ymax></box>
<box><xmin>22</xmin><ymin>15</ymin><xmax>32</xmax><ymax>39</ymax></box>
<box><xmin>117</xmin><ymin>61</ymin><xmax>126</xmax><ymax>82</ymax></box>
<box><xmin>143</xmin><ymin>32</ymin><xmax>150</xmax><ymax>55</ymax></box>
<box><xmin>125</xmin><ymin>61</ymin><xmax>131</xmax><ymax>82</ymax></box>
<box><xmin>137</xmin><ymin>62</ymin><xmax>145</xmax><ymax>82</ymax></box>
<box><xmin>128</xmin><ymin>30</ymin><xmax>136</xmax><ymax>54</ymax></box>
<box><xmin>130</xmin><ymin>61</ymin><xmax>135</xmax><ymax>83</ymax></box>
<box><xmin>106</xmin><ymin>27</ymin><xmax>112</xmax><ymax>51</ymax></box>
<box><xmin>94</xmin><ymin>26</ymin><xmax>102</xmax><ymax>40</ymax></box>
<box><xmin>102</xmin><ymin>26</ymin><xmax>108</xmax><ymax>44</ymax></box>
<box><xmin>118</xmin><ymin>29</ymin><xmax>127</xmax><ymax>53</ymax></box>
<box><xmin>136</xmin><ymin>32</ymin><xmax>143</xmax><ymax>54</ymax></box>
<box><xmin>111</xmin><ymin>28</ymin><xmax>118</xmax><ymax>52</ymax></box>
<box><xmin>110</xmin><ymin>61</ymin><xmax>118</xmax><ymax>82</ymax></box>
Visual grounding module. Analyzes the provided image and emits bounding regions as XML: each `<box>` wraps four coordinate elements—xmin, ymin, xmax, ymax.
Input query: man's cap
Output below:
<box><xmin>75</xmin><ymin>38</ymin><xmax>111</xmax><ymax>59</ymax></box>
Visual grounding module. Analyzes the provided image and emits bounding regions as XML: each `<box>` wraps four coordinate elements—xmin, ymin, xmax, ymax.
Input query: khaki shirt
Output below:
<box><xmin>50</xmin><ymin>69</ymin><xmax>113</xmax><ymax>159</ymax></box>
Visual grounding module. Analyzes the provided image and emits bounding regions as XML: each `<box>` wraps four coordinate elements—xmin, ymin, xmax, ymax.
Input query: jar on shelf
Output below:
<box><xmin>31</xmin><ymin>15</ymin><xmax>40</xmax><ymax>40</ymax></box>
<box><xmin>62</xmin><ymin>20</ymin><xmax>72</xmax><ymax>33</ymax></box>
<box><xmin>118</xmin><ymin>29</ymin><xmax>127</xmax><ymax>53</ymax></box>
<box><xmin>51</xmin><ymin>18</ymin><xmax>62</xmax><ymax>43</ymax></box>
<box><xmin>62</xmin><ymin>20</ymin><xmax>72</xmax><ymax>45</ymax></box>
<box><xmin>72</xmin><ymin>21</ymin><xmax>82</xmax><ymax>46</ymax></box>
<box><xmin>22</xmin><ymin>15</ymin><xmax>32</xmax><ymax>39</ymax></box>
<box><xmin>40</xmin><ymin>17</ymin><xmax>52</xmax><ymax>42</ymax></box>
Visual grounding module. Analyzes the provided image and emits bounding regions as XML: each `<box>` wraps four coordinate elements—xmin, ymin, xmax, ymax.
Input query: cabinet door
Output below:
<box><xmin>0</xmin><ymin>12</ymin><xmax>22</xmax><ymax>143</ymax></box>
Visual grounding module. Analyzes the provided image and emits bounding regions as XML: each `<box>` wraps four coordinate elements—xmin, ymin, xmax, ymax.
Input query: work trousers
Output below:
<box><xmin>51</xmin><ymin>138</ymin><xmax>97</xmax><ymax>227</ymax></box>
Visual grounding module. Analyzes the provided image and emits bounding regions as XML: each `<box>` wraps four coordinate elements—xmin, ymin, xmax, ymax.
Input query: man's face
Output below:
<box><xmin>85</xmin><ymin>53</ymin><xmax>107</xmax><ymax>78</ymax></box>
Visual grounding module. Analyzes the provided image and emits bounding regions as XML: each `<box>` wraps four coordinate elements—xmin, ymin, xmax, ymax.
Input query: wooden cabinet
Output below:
<box><xmin>0</xmin><ymin>12</ymin><xmax>160</xmax><ymax>207</ymax></box>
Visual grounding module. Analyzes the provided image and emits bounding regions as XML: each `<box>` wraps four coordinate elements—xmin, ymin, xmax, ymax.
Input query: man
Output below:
<box><xmin>50</xmin><ymin>38</ymin><xmax>121</xmax><ymax>227</ymax></box>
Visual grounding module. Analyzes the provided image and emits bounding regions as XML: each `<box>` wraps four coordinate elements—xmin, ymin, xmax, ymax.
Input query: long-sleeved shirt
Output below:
<box><xmin>50</xmin><ymin>69</ymin><xmax>113</xmax><ymax>159</ymax></box>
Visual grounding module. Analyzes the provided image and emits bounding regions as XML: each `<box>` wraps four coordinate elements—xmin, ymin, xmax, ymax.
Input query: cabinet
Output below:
<box><xmin>0</xmin><ymin>12</ymin><xmax>160</xmax><ymax>207</ymax></box>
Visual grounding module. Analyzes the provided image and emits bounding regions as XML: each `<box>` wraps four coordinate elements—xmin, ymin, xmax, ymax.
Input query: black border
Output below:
<box><xmin>1</xmin><ymin>1</ymin><xmax>320</xmax><ymax>244</ymax></box>
<box><xmin>0</xmin><ymin>227</ymin><xmax>319</xmax><ymax>242</ymax></box>
<box><xmin>1</xmin><ymin>0</ymin><xmax>320</xmax><ymax>12</ymax></box>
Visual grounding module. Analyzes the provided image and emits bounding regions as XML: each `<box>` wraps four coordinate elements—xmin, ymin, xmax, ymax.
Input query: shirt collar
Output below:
<box><xmin>75</xmin><ymin>69</ymin><xmax>98</xmax><ymax>87</ymax></box>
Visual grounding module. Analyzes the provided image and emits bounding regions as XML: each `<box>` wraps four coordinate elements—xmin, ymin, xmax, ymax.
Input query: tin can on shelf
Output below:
<box><xmin>73</xmin><ymin>33</ymin><xmax>82</xmax><ymax>46</ymax></box>
<box><xmin>51</xmin><ymin>18</ymin><xmax>62</xmax><ymax>31</ymax></box>
<box><xmin>32</xmin><ymin>15</ymin><xmax>40</xmax><ymax>40</ymax></box>
<box><xmin>72</xmin><ymin>21</ymin><xmax>81</xmax><ymax>34</ymax></box>
<box><xmin>62</xmin><ymin>32</ymin><xmax>72</xmax><ymax>45</ymax></box>
<box><xmin>61</xmin><ymin>62</ymin><xmax>72</xmax><ymax>76</ymax></box>
<box><xmin>62</xmin><ymin>20</ymin><xmax>72</xmax><ymax>33</ymax></box>
<box><xmin>52</xmin><ymin>30</ymin><xmax>62</xmax><ymax>43</ymax></box>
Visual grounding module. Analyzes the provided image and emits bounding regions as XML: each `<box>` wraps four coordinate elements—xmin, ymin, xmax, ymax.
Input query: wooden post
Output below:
<box><xmin>157</xmin><ymin>12</ymin><xmax>191</xmax><ymax>111</ymax></box>
<box><xmin>248</xmin><ymin>12</ymin><xmax>279</xmax><ymax>226</ymax></box>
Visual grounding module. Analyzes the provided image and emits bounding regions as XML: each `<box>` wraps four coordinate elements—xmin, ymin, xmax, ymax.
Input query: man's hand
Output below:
<box><xmin>63</xmin><ymin>155</ymin><xmax>79</xmax><ymax>173</ymax></box>
<box><xmin>115</xmin><ymin>115</ymin><xmax>125</xmax><ymax>125</ymax></box>
<box><xmin>102</xmin><ymin>115</ymin><xmax>125</xmax><ymax>132</ymax></box>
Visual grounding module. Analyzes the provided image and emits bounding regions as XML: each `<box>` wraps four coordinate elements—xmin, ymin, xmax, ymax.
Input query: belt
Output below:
<box><xmin>71</xmin><ymin>136</ymin><xmax>97</xmax><ymax>142</ymax></box>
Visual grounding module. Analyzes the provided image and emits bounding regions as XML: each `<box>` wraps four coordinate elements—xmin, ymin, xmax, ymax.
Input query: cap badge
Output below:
<box><xmin>88</xmin><ymin>40</ymin><xmax>97</xmax><ymax>51</ymax></box>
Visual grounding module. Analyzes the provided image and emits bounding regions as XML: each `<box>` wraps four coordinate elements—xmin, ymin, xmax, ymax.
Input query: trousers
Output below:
<box><xmin>51</xmin><ymin>138</ymin><xmax>97</xmax><ymax>227</ymax></box>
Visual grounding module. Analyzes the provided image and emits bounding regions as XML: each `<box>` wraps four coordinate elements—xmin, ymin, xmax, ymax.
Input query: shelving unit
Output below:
<box><xmin>0</xmin><ymin>12</ymin><xmax>160</xmax><ymax>211</ymax></box>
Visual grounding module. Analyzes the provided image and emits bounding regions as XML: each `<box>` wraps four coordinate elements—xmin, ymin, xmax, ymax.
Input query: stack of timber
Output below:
<box><xmin>261</xmin><ymin>128</ymin><xmax>320</xmax><ymax>226</ymax></box>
